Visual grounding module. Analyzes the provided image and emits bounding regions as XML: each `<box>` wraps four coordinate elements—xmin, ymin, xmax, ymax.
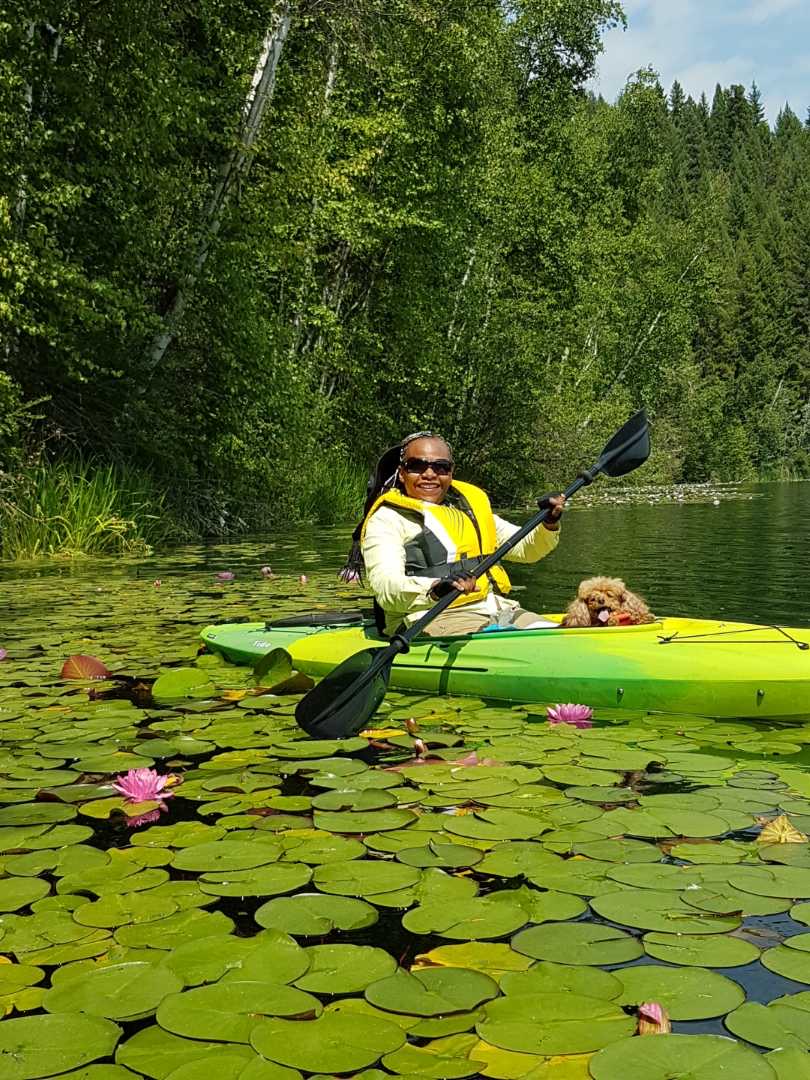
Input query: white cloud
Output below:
<box><xmin>733</xmin><ymin>0</ymin><xmax>802</xmax><ymax>25</ymax></box>
<box><xmin>674</xmin><ymin>58</ymin><xmax>757</xmax><ymax>98</ymax></box>
<box><xmin>590</xmin><ymin>0</ymin><xmax>810</xmax><ymax>120</ymax></box>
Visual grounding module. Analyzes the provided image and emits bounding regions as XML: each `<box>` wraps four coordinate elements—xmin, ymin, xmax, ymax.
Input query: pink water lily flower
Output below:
<box><xmin>546</xmin><ymin>703</ymin><xmax>594</xmax><ymax>728</ymax></box>
<box><xmin>113</xmin><ymin>767</ymin><xmax>178</xmax><ymax>806</ymax></box>
<box><xmin>260</xmin><ymin>565</ymin><xmax>274</xmax><ymax>578</ymax></box>
<box><xmin>0</xmin><ymin>648</ymin><xmax>7</xmax><ymax>661</ymax></box>
<box><xmin>338</xmin><ymin>567</ymin><xmax>362</xmax><ymax>584</ymax></box>
<box><xmin>216</xmin><ymin>571</ymin><xmax>235</xmax><ymax>581</ymax></box>
<box><xmin>636</xmin><ymin>1002</ymin><xmax>671</xmax><ymax>1035</ymax></box>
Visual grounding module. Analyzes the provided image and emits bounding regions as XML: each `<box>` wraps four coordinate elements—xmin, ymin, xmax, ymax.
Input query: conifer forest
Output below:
<box><xmin>2</xmin><ymin>1</ymin><xmax>809</xmax><ymax>540</ymax></box>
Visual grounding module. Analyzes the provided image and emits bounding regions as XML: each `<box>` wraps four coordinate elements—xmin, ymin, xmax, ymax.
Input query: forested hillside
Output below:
<box><xmin>1</xmin><ymin>0</ymin><xmax>808</xmax><ymax>543</ymax></box>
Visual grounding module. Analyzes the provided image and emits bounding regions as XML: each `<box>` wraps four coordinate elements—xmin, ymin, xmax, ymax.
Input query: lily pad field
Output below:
<box><xmin>3</xmin><ymin>558</ymin><xmax>810</xmax><ymax>1080</ymax></box>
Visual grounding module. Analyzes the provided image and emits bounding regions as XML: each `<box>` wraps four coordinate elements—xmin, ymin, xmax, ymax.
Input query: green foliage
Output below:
<box><xmin>0</xmin><ymin>459</ymin><xmax>180</xmax><ymax>560</ymax></box>
<box><xmin>0</xmin><ymin>2</ymin><xmax>807</xmax><ymax>557</ymax></box>
<box><xmin>0</xmin><ymin>370</ymin><xmax>36</xmax><ymax>468</ymax></box>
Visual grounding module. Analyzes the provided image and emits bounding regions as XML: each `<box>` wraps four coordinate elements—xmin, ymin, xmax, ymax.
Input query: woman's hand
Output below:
<box><xmin>542</xmin><ymin>493</ymin><xmax>566</xmax><ymax>530</ymax></box>
<box><xmin>430</xmin><ymin>574</ymin><xmax>478</xmax><ymax>600</ymax></box>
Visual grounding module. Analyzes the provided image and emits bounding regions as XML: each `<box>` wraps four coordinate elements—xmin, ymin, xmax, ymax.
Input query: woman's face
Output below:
<box><xmin>399</xmin><ymin>437</ymin><xmax>454</xmax><ymax>503</ymax></box>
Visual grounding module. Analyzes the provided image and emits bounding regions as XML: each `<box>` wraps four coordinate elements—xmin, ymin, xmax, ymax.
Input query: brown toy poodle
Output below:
<box><xmin>562</xmin><ymin>575</ymin><xmax>655</xmax><ymax>628</ymax></box>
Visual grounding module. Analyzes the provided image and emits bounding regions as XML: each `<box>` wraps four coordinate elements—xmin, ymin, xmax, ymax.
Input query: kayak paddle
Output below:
<box><xmin>295</xmin><ymin>410</ymin><xmax>650</xmax><ymax>739</ymax></box>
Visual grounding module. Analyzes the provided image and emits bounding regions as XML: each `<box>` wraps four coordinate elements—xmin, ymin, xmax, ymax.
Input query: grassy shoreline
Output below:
<box><xmin>0</xmin><ymin>457</ymin><xmax>367</xmax><ymax>562</ymax></box>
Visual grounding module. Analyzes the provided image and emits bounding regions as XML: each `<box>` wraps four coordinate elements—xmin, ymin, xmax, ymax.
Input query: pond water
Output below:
<box><xmin>1</xmin><ymin>481</ymin><xmax>810</xmax><ymax>1078</ymax></box>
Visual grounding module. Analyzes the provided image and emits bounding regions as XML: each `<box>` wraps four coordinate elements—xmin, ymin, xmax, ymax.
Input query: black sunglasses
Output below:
<box><xmin>401</xmin><ymin>457</ymin><xmax>454</xmax><ymax>476</ymax></box>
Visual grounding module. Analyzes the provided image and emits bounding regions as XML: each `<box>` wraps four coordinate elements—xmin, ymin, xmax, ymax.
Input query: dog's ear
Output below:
<box><xmin>562</xmin><ymin>599</ymin><xmax>592</xmax><ymax>627</ymax></box>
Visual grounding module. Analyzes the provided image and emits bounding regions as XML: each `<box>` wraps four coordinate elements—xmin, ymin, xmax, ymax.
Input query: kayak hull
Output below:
<box><xmin>200</xmin><ymin>616</ymin><xmax>810</xmax><ymax>720</ymax></box>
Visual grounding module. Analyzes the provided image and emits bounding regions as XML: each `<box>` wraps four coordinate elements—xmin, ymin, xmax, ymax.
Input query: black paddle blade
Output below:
<box><xmin>295</xmin><ymin>648</ymin><xmax>390</xmax><ymax>739</ymax></box>
<box><xmin>597</xmin><ymin>410</ymin><xmax>650</xmax><ymax>478</ymax></box>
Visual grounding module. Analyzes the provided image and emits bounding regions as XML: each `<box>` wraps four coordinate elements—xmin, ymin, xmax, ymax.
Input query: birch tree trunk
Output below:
<box><xmin>289</xmin><ymin>35</ymin><xmax>340</xmax><ymax>359</ymax></box>
<box><xmin>14</xmin><ymin>21</ymin><xmax>36</xmax><ymax>232</ymax></box>
<box><xmin>146</xmin><ymin>1</ymin><xmax>292</xmax><ymax>371</ymax></box>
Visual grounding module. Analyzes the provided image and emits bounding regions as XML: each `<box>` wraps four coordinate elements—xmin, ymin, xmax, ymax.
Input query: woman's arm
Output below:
<box><xmin>495</xmin><ymin>513</ymin><xmax>561</xmax><ymax>563</ymax></box>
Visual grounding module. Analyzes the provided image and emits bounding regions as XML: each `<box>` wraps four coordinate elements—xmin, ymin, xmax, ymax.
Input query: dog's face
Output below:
<box><xmin>577</xmin><ymin>577</ymin><xmax>626</xmax><ymax>624</ymax></box>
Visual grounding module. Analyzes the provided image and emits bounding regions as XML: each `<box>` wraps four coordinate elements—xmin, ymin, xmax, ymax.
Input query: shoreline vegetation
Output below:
<box><xmin>1</xmin><ymin>3</ymin><xmax>808</xmax><ymax>561</ymax></box>
<box><xmin>0</xmin><ymin>455</ymin><xmax>788</xmax><ymax>562</ymax></box>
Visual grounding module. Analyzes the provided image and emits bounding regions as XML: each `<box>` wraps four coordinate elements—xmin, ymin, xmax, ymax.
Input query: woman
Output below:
<box><xmin>340</xmin><ymin>431</ymin><xmax>565</xmax><ymax>637</ymax></box>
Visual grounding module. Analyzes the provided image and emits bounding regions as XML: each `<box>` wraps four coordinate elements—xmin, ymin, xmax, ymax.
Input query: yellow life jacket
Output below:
<box><xmin>360</xmin><ymin>480</ymin><xmax>511</xmax><ymax>607</ymax></box>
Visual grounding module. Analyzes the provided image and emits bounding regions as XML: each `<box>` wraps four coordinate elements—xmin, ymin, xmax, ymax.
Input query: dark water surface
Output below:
<box><xmin>1</xmin><ymin>481</ymin><xmax>810</xmax><ymax>1077</ymax></box>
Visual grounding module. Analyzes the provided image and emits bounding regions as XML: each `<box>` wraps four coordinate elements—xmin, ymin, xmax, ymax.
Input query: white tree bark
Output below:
<box><xmin>146</xmin><ymin>2</ymin><xmax>292</xmax><ymax>371</ymax></box>
<box><xmin>599</xmin><ymin>244</ymin><xmax>705</xmax><ymax>405</ymax></box>
<box><xmin>14</xmin><ymin>21</ymin><xmax>36</xmax><ymax>231</ymax></box>
<box><xmin>290</xmin><ymin>35</ymin><xmax>340</xmax><ymax>359</ymax></box>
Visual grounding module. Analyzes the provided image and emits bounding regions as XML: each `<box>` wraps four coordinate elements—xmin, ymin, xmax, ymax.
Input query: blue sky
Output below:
<box><xmin>591</xmin><ymin>0</ymin><xmax>810</xmax><ymax>122</ymax></box>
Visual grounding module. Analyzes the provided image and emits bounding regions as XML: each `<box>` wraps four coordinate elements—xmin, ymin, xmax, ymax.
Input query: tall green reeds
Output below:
<box><xmin>293</xmin><ymin>456</ymin><xmax>367</xmax><ymax>526</ymax></box>
<box><xmin>0</xmin><ymin>460</ymin><xmax>180</xmax><ymax>561</ymax></box>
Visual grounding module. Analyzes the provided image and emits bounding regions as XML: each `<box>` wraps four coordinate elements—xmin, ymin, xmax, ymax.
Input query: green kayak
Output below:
<box><xmin>200</xmin><ymin>613</ymin><xmax>810</xmax><ymax>720</ymax></box>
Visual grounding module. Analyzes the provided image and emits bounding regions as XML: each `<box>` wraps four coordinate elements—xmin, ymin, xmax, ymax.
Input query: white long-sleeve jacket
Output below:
<box><xmin>361</xmin><ymin>503</ymin><xmax>560</xmax><ymax>635</ymax></box>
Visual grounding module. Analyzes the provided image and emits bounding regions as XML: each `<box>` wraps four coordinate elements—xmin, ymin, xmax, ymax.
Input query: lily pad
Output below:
<box><xmin>573</xmin><ymin>838</ymin><xmax>660</xmax><ymax>863</ymax></box>
<box><xmin>492</xmin><ymin>886</ymin><xmax>586</xmax><ymax>924</ymax></box>
<box><xmin>477</xmin><ymin>993</ymin><xmax>635</xmax><ymax>1054</ymax></box>
<box><xmin>44</xmin><ymin>962</ymin><xmax>183</xmax><ymax>1021</ymax></box>
<box><xmin>396</xmin><ymin>843</ymin><xmax>484</xmax><ymax>869</ymax></box>
<box><xmin>442</xmin><ymin>809</ymin><xmax>549</xmax><ymax>841</ymax></box>
<box><xmin>365</xmin><ymin>967</ymin><xmax>498</xmax><ymax>1016</ymax></box>
<box><xmin>730</xmin><ymin>865</ymin><xmax>810</xmax><ymax>899</ymax></box>
<box><xmin>294</xmin><ymin>945</ymin><xmax>396</xmax><ymax>993</ymax></box>
<box><xmin>152</xmin><ymin>668</ymin><xmax>215</xmax><ymax>702</ymax></box>
<box><xmin>171</xmin><ymin>840</ymin><xmax>281</xmax><ymax>873</ymax></box>
<box><xmin>591</xmin><ymin>889</ymin><xmax>742</xmax><ymax>934</ymax></box>
<box><xmin>73</xmin><ymin>893</ymin><xmax>179</xmax><ymax>929</ymax></box>
<box><xmin>476</xmin><ymin>842</ymin><xmax>562</xmax><ymax>878</ymax></box>
<box><xmin>767</xmin><ymin>1047</ymin><xmax>810</xmax><ymax>1080</ymax></box>
<box><xmin>414</xmin><ymin>943</ymin><xmax>533</xmax><ymax>981</ymax></box>
<box><xmin>198</xmin><ymin>864</ymin><xmax>311</xmax><ymax>898</ymax></box>
<box><xmin>158</xmin><ymin>936</ymin><xmax>268</xmax><ymax>987</ymax></box>
<box><xmin>761</xmin><ymin>944</ymin><xmax>810</xmax><ymax>982</ymax></box>
<box><xmin>0</xmin><ymin>1013</ymin><xmax>122</xmax><ymax>1078</ymax></box>
<box><xmin>615</xmin><ymin>964</ymin><xmax>745</xmax><ymax>1020</ymax></box>
<box><xmin>279</xmin><ymin>833</ymin><xmax>366</xmax><ymax>864</ymax></box>
<box><xmin>381</xmin><ymin>1034</ymin><xmax>479</xmax><ymax>1078</ymax></box>
<box><xmin>589</xmin><ymin>1033</ymin><xmax>776</xmax><ymax>1079</ymax></box>
<box><xmin>511</xmin><ymin>923</ymin><xmax>643</xmax><ymax>966</ymax></box>
<box><xmin>255</xmin><ymin>894</ymin><xmax>378</xmax><ymax>935</ymax></box>
<box><xmin>157</xmin><ymin>981</ymin><xmax>321</xmax><ymax>1042</ymax></box>
<box><xmin>250</xmin><ymin>1012</ymin><xmax>405</xmax><ymax>1072</ymax></box>
<box><xmin>500</xmin><ymin>962</ymin><xmax>621</xmax><ymax>1001</ymax></box>
<box><xmin>725</xmin><ymin>992</ymin><xmax>810</xmax><ymax>1049</ymax></box>
<box><xmin>467</xmin><ymin>1040</ymin><xmax>564</xmax><ymax>1080</ymax></box>
<box><xmin>403</xmin><ymin>898</ymin><xmax>528</xmax><ymax>940</ymax></box>
<box><xmin>164</xmin><ymin>1057</ymin><xmax>298</xmax><ymax>1080</ymax></box>
<box><xmin>114</xmin><ymin>908</ymin><xmax>234</xmax><ymax>949</ymax></box>
<box><xmin>0</xmin><ymin>803</ymin><xmax>76</xmax><ymax>826</ymax></box>
<box><xmin>313</xmin><ymin>860</ymin><xmax>420</xmax><ymax>897</ymax></box>
<box><xmin>642</xmin><ymin>931</ymin><xmax>761</xmax><ymax>967</ymax></box>
<box><xmin>0</xmin><ymin>877</ymin><xmax>50</xmax><ymax>912</ymax></box>
<box><xmin>116</xmin><ymin>1025</ymin><xmax>257</xmax><ymax>1079</ymax></box>
<box><xmin>312</xmin><ymin>809</ymin><xmax>416</xmax><ymax>833</ymax></box>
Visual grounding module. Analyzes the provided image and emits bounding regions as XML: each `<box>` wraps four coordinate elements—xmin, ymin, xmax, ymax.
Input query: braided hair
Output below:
<box><xmin>338</xmin><ymin>431</ymin><xmax>451</xmax><ymax>583</ymax></box>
